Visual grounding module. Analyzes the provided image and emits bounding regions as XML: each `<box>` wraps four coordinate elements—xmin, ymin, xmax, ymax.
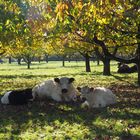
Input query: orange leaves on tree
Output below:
<box><xmin>77</xmin><ymin>1</ymin><xmax>83</xmax><ymax>10</ymax></box>
<box><xmin>55</xmin><ymin>2</ymin><xmax>69</xmax><ymax>21</ymax></box>
<box><xmin>56</xmin><ymin>2</ymin><xmax>68</xmax><ymax>13</ymax></box>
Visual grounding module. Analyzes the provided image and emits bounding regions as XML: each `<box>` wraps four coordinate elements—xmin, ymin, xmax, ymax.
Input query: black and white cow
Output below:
<box><xmin>1</xmin><ymin>88</ymin><xmax>34</xmax><ymax>105</ymax></box>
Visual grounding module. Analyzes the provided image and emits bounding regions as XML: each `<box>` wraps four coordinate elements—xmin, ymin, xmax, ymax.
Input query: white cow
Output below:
<box><xmin>32</xmin><ymin>77</ymin><xmax>78</xmax><ymax>102</ymax></box>
<box><xmin>78</xmin><ymin>86</ymin><xmax>117</xmax><ymax>108</ymax></box>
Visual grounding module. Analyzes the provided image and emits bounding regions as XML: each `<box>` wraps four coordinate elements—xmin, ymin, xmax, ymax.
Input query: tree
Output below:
<box><xmin>54</xmin><ymin>0</ymin><xmax>115</xmax><ymax>75</ymax></box>
<box><xmin>90</xmin><ymin>0</ymin><xmax>140</xmax><ymax>84</ymax></box>
<box><xmin>54</xmin><ymin>0</ymin><xmax>140</xmax><ymax>85</ymax></box>
<box><xmin>0</xmin><ymin>0</ymin><xmax>30</xmax><ymax>54</ymax></box>
<box><xmin>1</xmin><ymin>0</ymin><xmax>51</xmax><ymax>68</ymax></box>
<box><xmin>68</xmin><ymin>38</ymin><xmax>94</xmax><ymax>72</ymax></box>
<box><xmin>45</xmin><ymin>34</ymin><xmax>76</xmax><ymax>67</ymax></box>
<box><xmin>9</xmin><ymin>35</ymin><xmax>45</xmax><ymax>69</ymax></box>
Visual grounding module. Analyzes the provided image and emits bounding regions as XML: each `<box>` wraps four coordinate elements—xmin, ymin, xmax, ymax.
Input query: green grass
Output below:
<box><xmin>0</xmin><ymin>61</ymin><xmax>140</xmax><ymax>140</ymax></box>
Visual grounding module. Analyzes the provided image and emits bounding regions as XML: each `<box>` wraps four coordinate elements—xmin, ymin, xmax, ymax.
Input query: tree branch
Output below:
<box><xmin>74</xmin><ymin>31</ymin><xmax>138</xmax><ymax>63</ymax></box>
<box><xmin>93</xmin><ymin>35</ymin><xmax>137</xmax><ymax>64</ymax></box>
<box><xmin>94</xmin><ymin>48</ymin><xmax>104</xmax><ymax>61</ymax></box>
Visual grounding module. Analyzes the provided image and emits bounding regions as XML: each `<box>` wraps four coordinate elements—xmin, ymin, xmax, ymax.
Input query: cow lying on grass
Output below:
<box><xmin>1</xmin><ymin>77</ymin><xmax>78</xmax><ymax>105</ymax></box>
<box><xmin>77</xmin><ymin>86</ymin><xmax>117</xmax><ymax>108</ymax></box>
<box><xmin>32</xmin><ymin>77</ymin><xmax>78</xmax><ymax>102</ymax></box>
<box><xmin>117</xmin><ymin>63</ymin><xmax>137</xmax><ymax>73</ymax></box>
<box><xmin>1</xmin><ymin>88</ymin><xmax>34</xmax><ymax>105</ymax></box>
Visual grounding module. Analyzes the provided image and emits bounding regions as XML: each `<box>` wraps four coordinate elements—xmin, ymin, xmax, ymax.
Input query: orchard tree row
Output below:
<box><xmin>0</xmin><ymin>0</ymin><xmax>140</xmax><ymax>85</ymax></box>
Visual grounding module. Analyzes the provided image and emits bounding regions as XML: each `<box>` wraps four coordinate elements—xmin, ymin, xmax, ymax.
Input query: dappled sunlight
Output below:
<box><xmin>0</xmin><ymin>87</ymin><xmax>140</xmax><ymax>139</ymax></box>
<box><xmin>0</xmin><ymin>61</ymin><xmax>138</xmax><ymax>92</ymax></box>
<box><xmin>0</xmin><ymin>62</ymin><xmax>140</xmax><ymax>139</ymax></box>
<box><xmin>1</xmin><ymin>0</ymin><xmax>140</xmax><ymax>138</ymax></box>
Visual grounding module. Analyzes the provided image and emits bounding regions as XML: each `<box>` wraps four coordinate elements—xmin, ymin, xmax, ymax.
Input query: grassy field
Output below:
<box><xmin>0</xmin><ymin>61</ymin><xmax>140</xmax><ymax>140</ymax></box>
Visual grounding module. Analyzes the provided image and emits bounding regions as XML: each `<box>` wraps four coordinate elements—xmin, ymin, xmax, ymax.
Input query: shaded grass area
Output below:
<box><xmin>0</xmin><ymin>61</ymin><xmax>140</xmax><ymax>140</ymax></box>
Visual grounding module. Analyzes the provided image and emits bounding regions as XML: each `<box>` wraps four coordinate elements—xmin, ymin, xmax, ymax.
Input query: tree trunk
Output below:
<box><xmin>137</xmin><ymin>24</ymin><xmax>140</xmax><ymax>86</ymax></box>
<box><xmin>9</xmin><ymin>57</ymin><xmax>12</xmax><ymax>64</ymax></box>
<box><xmin>68</xmin><ymin>56</ymin><xmax>71</xmax><ymax>62</ymax></box>
<box><xmin>85</xmin><ymin>53</ymin><xmax>91</xmax><ymax>72</ymax></box>
<box><xmin>103</xmin><ymin>59</ymin><xmax>111</xmax><ymax>75</ymax></box>
<box><xmin>45</xmin><ymin>54</ymin><xmax>48</xmax><ymax>63</ymax></box>
<box><xmin>17</xmin><ymin>58</ymin><xmax>21</xmax><ymax>65</ymax></box>
<box><xmin>97</xmin><ymin>59</ymin><xmax>100</xmax><ymax>65</ymax></box>
<box><xmin>27</xmin><ymin>61</ymin><xmax>31</xmax><ymax>69</ymax></box>
<box><xmin>137</xmin><ymin>44</ymin><xmax>140</xmax><ymax>85</ymax></box>
<box><xmin>27</xmin><ymin>56</ymin><xmax>31</xmax><ymax>69</ymax></box>
<box><xmin>62</xmin><ymin>56</ymin><xmax>65</xmax><ymax>67</ymax></box>
<box><xmin>38</xmin><ymin>57</ymin><xmax>41</xmax><ymax>63</ymax></box>
<box><xmin>137</xmin><ymin>61</ymin><xmax>140</xmax><ymax>86</ymax></box>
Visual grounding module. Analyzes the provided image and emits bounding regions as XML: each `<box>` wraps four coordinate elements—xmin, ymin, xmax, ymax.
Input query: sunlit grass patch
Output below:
<box><xmin>0</xmin><ymin>61</ymin><xmax>140</xmax><ymax>139</ymax></box>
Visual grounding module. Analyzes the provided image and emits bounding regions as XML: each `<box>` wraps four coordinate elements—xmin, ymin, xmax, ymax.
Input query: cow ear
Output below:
<box><xmin>77</xmin><ymin>87</ymin><xmax>81</xmax><ymax>92</ymax></box>
<box><xmin>90</xmin><ymin>87</ymin><xmax>94</xmax><ymax>92</ymax></box>
<box><xmin>54</xmin><ymin>78</ymin><xmax>60</xmax><ymax>83</ymax></box>
<box><xmin>69</xmin><ymin>78</ymin><xmax>75</xmax><ymax>83</ymax></box>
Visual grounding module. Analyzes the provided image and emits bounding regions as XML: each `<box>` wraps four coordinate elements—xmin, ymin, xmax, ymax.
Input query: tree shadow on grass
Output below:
<box><xmin>0</xmin><ymin>71</ymin><xmax>104</xmax><ymax>80</ymax></box>
<box><xmin>0</xmin><ymin>84</ymin><xmax>140</xmax><ymax>139</ymax></box>
<box><xmin>0</xmin><ymin>94</ymin><xmax>140</xmax><ymax>139</ymax></box>
<box><xmin>110</xmin><ymin>74</ymin><xmax>138</xmax><ymax>86</ymax></box>
<box><xmin>0</xmin><ymin>67</ymin><xmax>59</xmax><ymax>71</ymax></box>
